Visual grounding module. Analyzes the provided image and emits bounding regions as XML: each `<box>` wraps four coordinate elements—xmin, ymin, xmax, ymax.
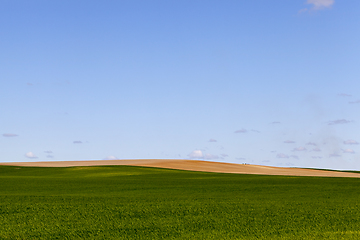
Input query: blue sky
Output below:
<box><xmin>1</xmin><ymin>0</ymin><xmax>360</xmax><ymax>170</ymax></box>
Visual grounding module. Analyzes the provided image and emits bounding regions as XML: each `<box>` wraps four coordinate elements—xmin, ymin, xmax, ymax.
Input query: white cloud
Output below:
<box><xmin>208</xmin><ymin>139</ymin><xmax>217</xmax><ymax>142</ymax></box>
<box><xmin>312</xmin><ymin>147</ymin><xmax>321</xmax><ymax>152</ymax></box>
<box><xmin>306</xmin><ymin>142</ymin><xmax>317</xmax><ymax>146</ymax></box>
<box><xmin>344</xmin><ymin>140</ymin><xmax>359</xmax><ymax>145</ymax></box>
<box><xmin>293</xmin><ymin>147</ymin><xmax>306</xmax><ymax>151</ymax></box>
<box><xmin>188</xmin><ymin>150</ymin><xmax>203</xmax><ymax>159</ymax></box>
<box><xmin>307</xmin><ymin>0</ymin><xmax>334</xmax><ymax>10</ymax></box>
<box><xmin>277</xmin><ymin>153</ymin><xmax>289</xmax><ymax>158</ymax></box>
<box><xmin>3</xmin><ymin>133</ymin><xmax>18</xmax><ymax>137</ymax></box>
<box><xmin>187</xmin><ymin>150</ymin><xmax>219</xmax><ymax>160</ymax></box>
<box><xmin>284</xmin><ymin>140</ymin><xmax>296</xmax><ymax>143</ymax></box>
<box><xmin>342</xmin><ymin>149</ymin><xmax>355</xmax><ymax>154</ymax></box>
<box><xmin>234</xmin><ymin>128</ymin><xmax>247</xmax><ymax>133</ymax></box>
<box><xmin>25</xmin><ymin>152</ymin><xmax>38</xmax><ymax>159</ymax></box>
<box><xmin>104</xmin><ymin>155</ymin><xmax>118</xmax><ymax>160</ymax></box>
<box><xmin>300</xmin><ymin>0</ymin><xmax>334</xmax><ymax>13</ymax></box>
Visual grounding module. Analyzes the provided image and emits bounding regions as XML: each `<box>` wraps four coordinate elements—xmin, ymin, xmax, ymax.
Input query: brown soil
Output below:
<box><xmin>1</xmin><ymin>159</ymin><xmax>360</xmax><ymax>178</ymax></box>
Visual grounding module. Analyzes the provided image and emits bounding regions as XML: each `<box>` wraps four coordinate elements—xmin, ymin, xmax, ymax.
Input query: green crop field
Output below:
<box><xmin>1</xmin><ymin>165</ymin><xmax>360</xmax><ymax>239</ymax></box>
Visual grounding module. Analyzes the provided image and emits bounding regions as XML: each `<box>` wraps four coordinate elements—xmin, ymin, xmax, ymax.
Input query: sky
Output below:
<box><xmin>1</xmin><ymin>0</ymin><xmax>360</xmax><ymax>170</ymax></box>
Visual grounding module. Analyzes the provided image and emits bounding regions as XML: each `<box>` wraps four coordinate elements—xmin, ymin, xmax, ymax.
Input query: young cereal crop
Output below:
<box><xmin>0</xmin><ymin>165</ymin><xmax>360</xmax><ymax>239</ymax></box>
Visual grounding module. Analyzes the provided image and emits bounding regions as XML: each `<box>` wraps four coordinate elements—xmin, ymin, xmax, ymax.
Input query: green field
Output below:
<box><xmin>1</xmin><ymin>165</ymin><xmax>360</xmax><ymax>239</ymax></box>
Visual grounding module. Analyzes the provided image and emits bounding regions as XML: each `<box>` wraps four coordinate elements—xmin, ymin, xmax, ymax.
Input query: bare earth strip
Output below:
<box><xmin>1</xmin><ymin>159</ymin><xmax>360</xmax><ymax>178</ymax></box>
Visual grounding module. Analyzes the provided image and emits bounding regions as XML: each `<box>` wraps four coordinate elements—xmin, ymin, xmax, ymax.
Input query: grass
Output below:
<box><xmin>1</xmin><ymin>165</ymin><xmax>360</xmax><ymax>239</ymax></box>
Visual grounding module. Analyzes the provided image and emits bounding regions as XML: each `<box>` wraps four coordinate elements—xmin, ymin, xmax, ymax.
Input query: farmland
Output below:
<box><xmin>1</xmin><ymin>165</ymin><xmax>360</xmax><ymax>239</ymax></box>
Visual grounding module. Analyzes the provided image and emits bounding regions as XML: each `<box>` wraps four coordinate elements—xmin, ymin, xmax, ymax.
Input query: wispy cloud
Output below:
<box><xmin>104</xmin><ymin>155</ymin><xmax>118</xmax><ymax>160</ymax></box>
<box><xmin>312</xmin><ymin>156</ymin><xmax>322</xmax><ymax>159</ymax></box>
<box><xmin>25</xmin><ymin>152</ymin><xmax>38</xmax><ymax>159</ymax></box>
<box><xmin>343</xmin><ymin>140</ymin><xmax>359</xmax><ymax>145</ymax></box>
<box><xmin>251</xmin><ymin>129</ymin><xmax>261</xmax><ymax>133</ymax></box>
<box><xmin>73</xmin><ymin>141</ymin><xmax>82</xmax><ymax>144</ymax></box>
<box><xmin>208</xmin><ymin>139</ymin><xmax>217</xmax><ymax>142</ymax></box>
<box><xmin>328</xmin><ymin>119</ymin><xmax>352</xmax><ymax>125</ymax></box>
<box><xmin>312</xmin><ymin>147</ymin><xmax>321</xmax><ymax>152</ymax></box>
<box><xmin>306</xmin><ymin>142</ymin><xmax>317</xmax><ymax>146</ymax></box>
<box><xmin>293</xmin><ymin>147</ymin><xmax>306</xmax><ymax>152</ymax></box>
<box><xmin>45</xmin><ymin>151</ymin><xmax>54</xmax><ymax>158</ymax></box>
<box><xmin>290</xmin><ymin>155</ymin><xmax>299</xmax><ymax>160</ymax></box>
<box><xmin>342</xmin><ymin>149</ymin><xmax>355</xmax><ymax>154</ymax></box>
<box><xmin>271</xmin><ymin>121</ymin><xmax>281</xmax><ymax>124</ymax></box>
<box><xmin>329</xmin><ymin>153</ymin><xmax>341</xmax><ymax>158</ymax></box>
<box><xmin>308</xmin><ymin>0</ymin><xmax>334</xmax><ymax>10</ymax></box>
<box><xmin>234</xmin><ymin>129</ymin><xmax>247</xmax><ymax>133</ymax></box>
<box><xmin>220</xmin><ymin>154</ymin><xmax>229</xmax><ymax>157</ymax></box>
<box><xmin>284</xmin><ymin>140</ymin><xmax>296</xmax><ymax>144</ymax></box>
<box><xmin>349</xmin><ymin>100</ymin><xmax>360</xmax><ymax>104</ymax></box>
<box><xmin>204</xmin><ymin>154</ymin><xmax>219</xmax><ymax>160</ymax></box>
<box><xmin>276</xmin><ymin>153</ymin><xmax>289</xmax><ymax>158</ymax></box>
<box><xmin>188</xmin><ymin>150</ymin><xmax>219</xmax><ymax>160</ymax></box>
<box><xmin>2</xmin><ymin>133</ymin><xmax>18</xmax><ymax>137</ymax></box>
<box><xmin>300</xmin><ymin>0</ymin><xmax>334</xmax><ymax>13</ymax></box>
